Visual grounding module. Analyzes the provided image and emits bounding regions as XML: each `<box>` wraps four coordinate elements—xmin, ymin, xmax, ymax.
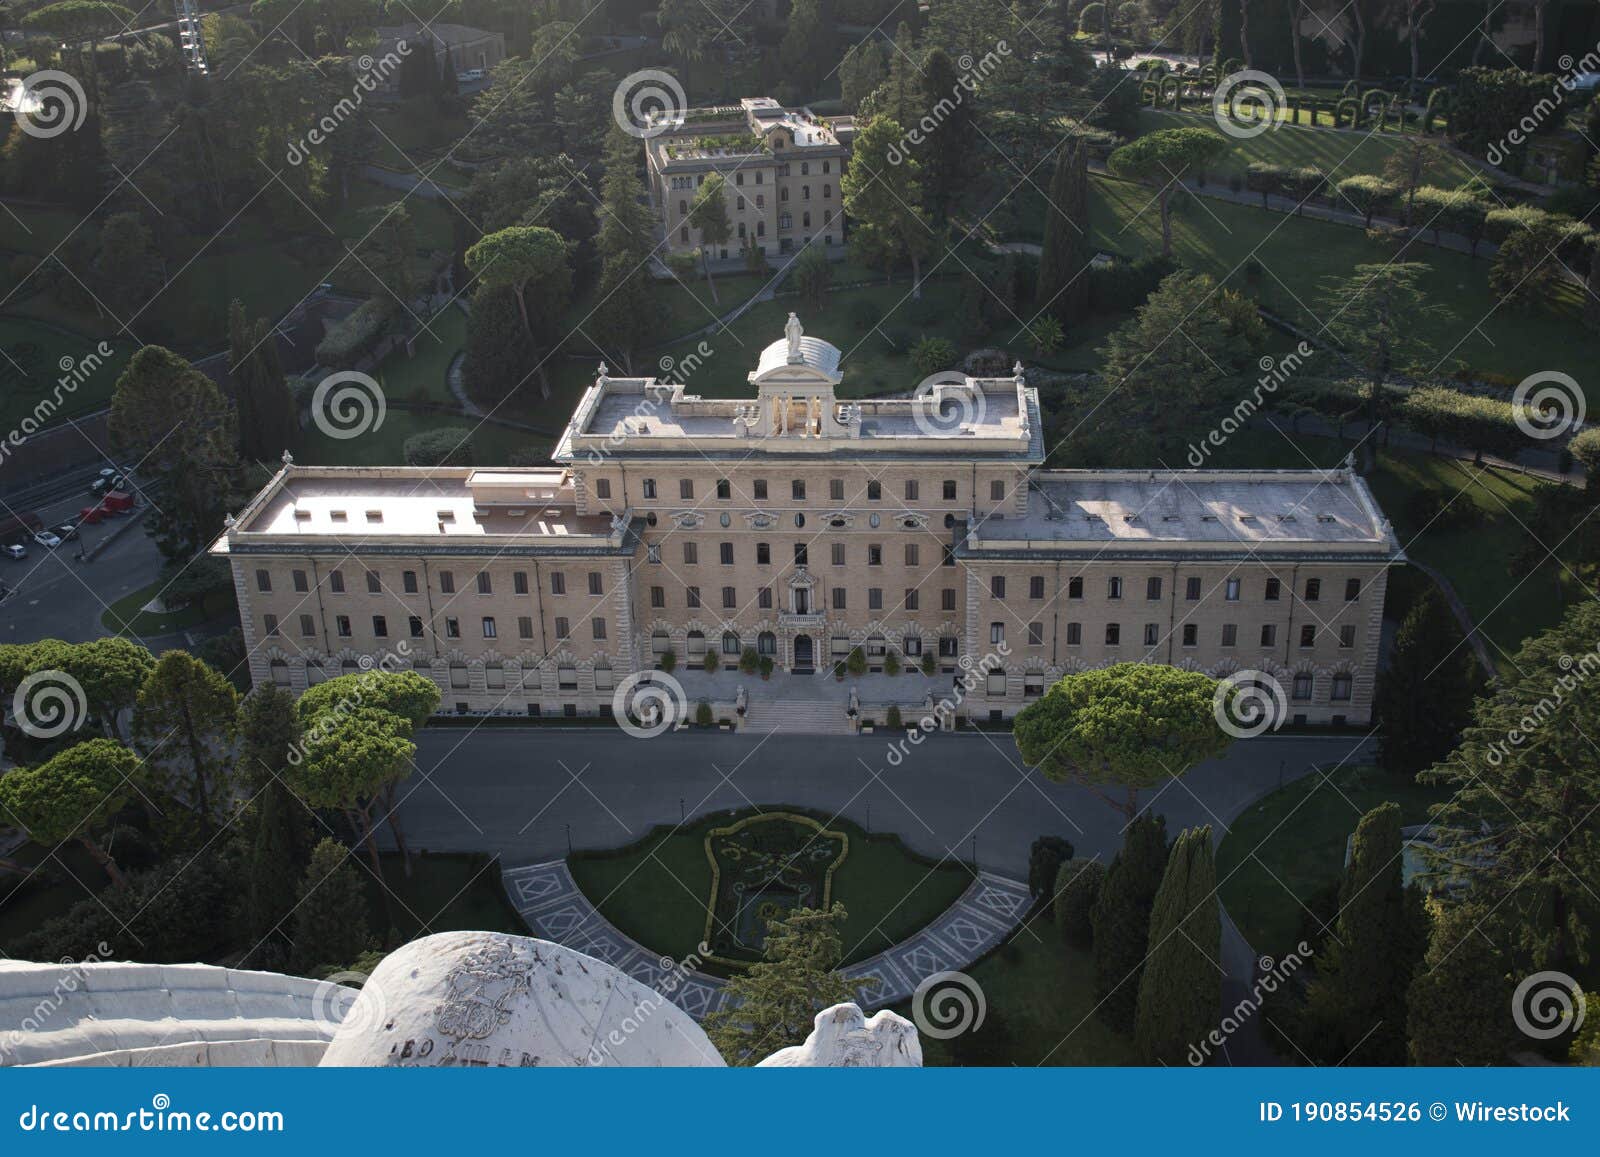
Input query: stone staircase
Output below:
<box><xmin>741</xmin><ymin>696</ymin><xmax>853</xmax><ymax>735</ymax></box>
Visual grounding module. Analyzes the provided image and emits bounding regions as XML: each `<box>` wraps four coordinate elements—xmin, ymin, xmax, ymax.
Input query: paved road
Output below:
<box><xmin>0</xmin><ymin>507</ymin><xmax>166</xmax><ymax>644</ymax></box>
<box><xmin>398</xmin><ymin>727</ymin><xmax>1370</xmax><ymax>876</ymax></box>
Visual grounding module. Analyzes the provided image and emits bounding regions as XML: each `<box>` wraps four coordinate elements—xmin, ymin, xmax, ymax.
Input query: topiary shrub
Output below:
<box><xmin>758</xmin><ymin>655</ymin><xmax>774</xmax><ymax>679</ymax></box>
<box><xmin>1054</xmin><ymin>857</ymin><xmax>1108</xmax><ymax>946</ymax></box>
<box><xmin>403</xmin><ymin>428</ymin><xmax>475</xmax><ymax>467</ymax></box>
<box><xmin>910</xmin><ymin>335</ymin><xmax>958</xmax><ymax>376</ymax></box>
<box><xmin>695</xmin><ymin>700</ymin><xmax>713</xmax><ymax>727</ymax></box>
<box><xmin>1029</xmin><ymin>835</ymin><xmax>1077</xmax><ymax>906</ymax></box>
<box><xmin>703</xmin><ymin>650</ymin><xmax>719</xmax><ymax>673</ymax></box>
<box><xmin>886</xmin><ymin>705</ymin><xmax>902</xmax><ymax>729</ymax></box>
<box><xmin>1334</xmin><ymin>96</ymin><xmax>1361</xmax><ymax>128</ymax></box>
<box><xmin>884</xmin><ymin>651</ymin><xmax>901</xmax><ymax>675</ymax></box>
<box><xmin>739</xmin><ymin>647</ymin><xmax>760</xmax><ymax>674</ymax></box>
<box><xmin>846</xmin><ymin>646</ymin><xmax>867</xmax><ymax>676</ymax></box>
<box><xmin>920</xmin><ymin>652</ymin><xmax>936</xmax><ymax>675</ymax></box>
<box><xmin>314</xmin><ymin>298</ymin><xmax>393</xmax><ymax>368</ymax></box>
<box><xmin>659</xmin><ymin>649</ymin><xmax>677</xmax><ymax>673</ymax></box>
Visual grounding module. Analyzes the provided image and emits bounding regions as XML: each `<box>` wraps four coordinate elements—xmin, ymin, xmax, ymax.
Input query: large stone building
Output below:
<box><xmin>647</xmin><ymin>98</ymin><xmax>852</xmax><ymax>260</ymax></box>
<box><xmin>215</xmin><ymin>317</ymin><xmax>1403</xmax><ymax>725</ymax></box>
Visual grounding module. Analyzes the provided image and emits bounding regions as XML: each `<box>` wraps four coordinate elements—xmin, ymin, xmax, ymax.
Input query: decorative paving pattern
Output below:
<box><xmin>502</xmin><ymin>862</ymin><xmax>1031</xmax><ymax>1022</ymax></box>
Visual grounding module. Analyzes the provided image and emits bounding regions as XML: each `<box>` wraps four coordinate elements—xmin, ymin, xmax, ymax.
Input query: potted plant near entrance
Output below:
<box><xmin>759</xmin><ymin>655</ymin><xmax>774</xmax><ymax>680</ymax></box>
<box><xmin>920</xmin><ymin>652</ymin><xmax>936</xmax><ymax>676</ymax></box>
<box><xmin>739</xmin><ymin>647</ymin><xmax>759</xmax><ymax>674</ymax></box>
<box><xmin>847</xmin><ymin>647</ymin><xmax>867</xmax><ymax>677</ymax></box>
<box><xmin>884</xmin><ymin>652</ymin><xmax>901</xmax><ymax>676</ymax></box>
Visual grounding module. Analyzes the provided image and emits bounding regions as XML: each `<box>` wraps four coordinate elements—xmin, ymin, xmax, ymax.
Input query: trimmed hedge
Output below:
<box><xmin>315</xmin><ymin>298</ymin><xmax>393</xmax><ymax>368</ymax></box>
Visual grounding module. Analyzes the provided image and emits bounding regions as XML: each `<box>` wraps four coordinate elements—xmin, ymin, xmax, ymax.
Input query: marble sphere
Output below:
<box><xmin>319</xmin><ymin>932</ymin><xmax>724</xmax><ymax>1067</ymax></box>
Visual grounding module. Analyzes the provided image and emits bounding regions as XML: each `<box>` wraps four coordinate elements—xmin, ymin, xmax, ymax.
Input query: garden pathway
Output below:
<box><xmin>501</xmin><ymin>859</ymin><xmax>1031</xmax><ymax>1022</ymax></box>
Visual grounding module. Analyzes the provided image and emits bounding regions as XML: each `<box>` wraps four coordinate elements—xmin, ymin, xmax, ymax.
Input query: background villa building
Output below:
<box><xmin>647</xmin><ymin>98</ymin><xmax>853</xmax><ymax>261</ymax></box>
<box><xmin>215</xmin><ymin>317</ymin><xmax>1402</xmax><ymax>726</ymax></box>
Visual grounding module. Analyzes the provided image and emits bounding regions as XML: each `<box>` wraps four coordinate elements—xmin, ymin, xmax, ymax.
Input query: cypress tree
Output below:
<box><xmin>1406</xmin><ymin>897</ymin><xmax>1513</xmax><ymax>1064</ymax></box>
<box><xmin>1134</xmin><ymin>826</ymin><xmax>1221</xmax><ymax>1063</ymax></box>
<box><xmin>1054</xmin><ymin>857</ymin><xmax>1107</xmax><ymax>946</ymax></box>
<box><xmin>1299</xmin><ymin>803</ymin><xmax>1425</xmax><ymax>1064</ymax></box>
<box><xmin>1374</xmin><ymin>589</ymin><xmax>1479</xmax><ymax>774</ymax></box>
<box><xmin>291</xmin><ymin>838</ymin><xmax>372</xmax><ymax>975</ymax></box>
<box><xmin>1090</xmin><ymin>812</ymin><xmax>1169</xmax><ymax>1031</ymax></box>
<box><xmin>1035</xmin><ymin>136</ymin><xmax>1090</xmax><ymax>323</ymax></box>
<box><xmin>227</xmin><ymin>299</ymin><xmax>296</xmax><ymax>463</ymax></box>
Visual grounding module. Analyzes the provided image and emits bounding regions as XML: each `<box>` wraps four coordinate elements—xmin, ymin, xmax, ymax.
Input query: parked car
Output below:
<box><xmin>457</xmin><ymin>68</ymin><xmax>485</xmax><ymax>83</ymax></box>
<box><xmin>101</xmin><ymin>490</ymin><xmax>135</xmax><ymax>514</ymax></box>
<box><xmin>77</xmin><ymin>506</ymin><xmax>105</xmax><ymax>526</ymax></box>
<box><xmin>3</xmin><ymin>544</ymin><xmax>27</xmax><ymax>560</ymax></box>
<box><xmin>32</xmin><ymin>530</ymin><xmax>61</xmax><ymax>549</ymax></box>
<box><xmin>55</xmin><ymin>523</ymin><xmax>79</xmax><ymax>541</ymax></box>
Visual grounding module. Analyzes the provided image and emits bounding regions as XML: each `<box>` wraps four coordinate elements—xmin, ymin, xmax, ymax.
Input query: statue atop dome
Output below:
<box><xmin>785</xmin><ymin>311</ymin><xmax>804</xmax><ymax>362</ymax></box>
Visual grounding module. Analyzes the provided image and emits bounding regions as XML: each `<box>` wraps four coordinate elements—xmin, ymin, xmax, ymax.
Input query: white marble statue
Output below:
<box><xmin>757</xmin><ymin>1004</ymin><xmax>922</xmax><ymax>1068</ymax></box>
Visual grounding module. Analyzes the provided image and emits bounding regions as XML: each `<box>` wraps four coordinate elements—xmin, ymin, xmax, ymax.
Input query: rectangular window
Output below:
<box><xmin>1225</xmin><ymin>577</ymin><xmax>1240</xmax><ymax>601</ymax></box>
<box><xmin>329</xmin><ymin>569</ymin><xmax>345</xmax><ymax>593</ymax></box>
<box><xmin>1300</xmin><ymin>624</ymin><xmax>1316</xmax><ymax>647</ymax></box>
<box><xmin>514</xmin><ymin>571</ymin><xmax>529</xmax><ymax>595</ymax></box>
<box><xmin>906</xmin><ymin>544</ymin><xmax>920</xmax><ymax>566</ymax></box>
<box><xmin>1339</xmin><ymin>624</ymin><xmax>1356</xmax><ymax>648</ymax></box>
<box><xmin>1304</xmin><ymin>578</ymin><xmax>1321</xmax><ymax>602</ymax></box>
<box><xmin>300</xmin><ymin>614</ymin><xmax>315</xmax><ymax>637</ymax></box>
<box><xmin>373</xmin><ymin>615</ymin><xmax>388</xmax><ymax>637</ymax></box>
<box><xmin>686</xmin><ymin>587</ymin><xmax>701</xmax><ymax>608</ymax></box>
<box><xmin>445</xmin><ymin>617</ymin><xmax>460</xmax><ymax>638</ymax></box>
<box><xmin>1222</xmin><ymin>623</ymin><xmax>1238</xmax><ymax>647</ymax></box>
<box><xmin>943</xmin><ymin>480</ymin><xmax>957</xmax><ymax>500</ymax></box>
<box><xmin>1143</xmin><ymin>623</ymin><xmax>1159</xmax><ymax>646</ymax></box>
<box><xmin>517</xmin><ymin>616</ymin><xmax>533</xmax><ymax>640</ymax></box>
<box><xmin>1146</xmin><ymin>576</ymin><xmax>1162</xmax><ymax>600</ymax></box>
<box><xmin>482</xmin><ymin>617</ymin><xmax>497</xmax><ymax>638</ymax></box>
<box><xmin>868</xmin><ymin>588</ymin><xmax>883</xmax><ymax>610</ymax></box>
<box><xmin>595</xmin><ymin>478</ymin><xmax>611</xmax><ymax>499</ymax></box>
<box><xmin>1265</xmin><ymin>577</ymin><xmax>1281</xmax><ymax>600</ymax></box>
<box><xmin>1107</xmin><ymin>576</ymin><xmax>1123</xmax><ymax>600</ymax></box>
<box><xmin>264</xmin><ymin>613</ymin><xmax>279</xmax><ymax>636</ymax></box>
<box><xmin>1261</xmin><ymin>624</ymin><xmax>1276</xmax><ymax>647</ymax></box>
<box><xmin>1028</xmin><ymin>622</ymin><xmax>1044</xmax><ymax>646</ymax></box>
<box><xmin>868</xmin><ymin>545</ymin><xmax>882</xmax><ymax>567</ymax></box>
<box><xmin>293</xmin><ymin>569</ymin><xmax>309</xmax><ymax>592</ymax></box>
<box><xmin>411</xmin><ymin>616</ymin><xmax>426</xmax><ymax>638</ymax></box>
<box><xmin>1068</xmin><ymin>577</ymin><xmax>1083</xmax><ymax>600</ymax></box>
<box><xmin>832</xmin><ymin>543</ymin><xmax>846</xmax><ymax>567</ymax></box>
<box><xmin>336</xmin><ymin>614</ymin><xmax>351</xmax><ymax>637</ymax></box>
<box><xmin>554</xmin><ymin>617</ymin><xmax>570</xmax><ymax>639</ymax></box>
<box><xmin>1292</xmin><ymin>674</ymin><xmax>1313</xmax><ymax>701</ymax></box>
<box><xmin>1185</xmin><ymin>576</ymin><xmax>1201</xmax><ymax>601</ymax></box>
<box><xmin>867</xmin><ymin>481</ymin><xmax>881</xmax><ymax>501</ymax></box>
<box><xmin>795</xmin><ymin>543</ymin><xmax>808</xmax><ymax>565</ymax></box>
<box><xmin>758</xmin><ymin>587</ymin><xmax>772</xmax><ymax>609</ymax></box>
<box><xmin>256</xmin><ymin>569</ymin><xmax>271</xmax><ymax>592</ymax></box>
<box><xmin>905</xmin><ymin>480</ymin><xmax>919</xmax><ymax>501</ymax></box>
<box><xmin>683</xmin><ymin>543</ymin><xmax>697</xmax><ymax>565</ymax></box>
<box><xmin>477</xmin><ymin>571</ymin><xmax>492</xmax><ymax>595</ymax></box>
<box><xmin>991</xmin><ymin>576</ymin><xmax>1006</xmax><ymax>599</ymax></box>
<box><xmin>592</xmin><ymin>618</ymin><xmax>607</xmax><ymax>640</ymax></box>
<box><xmin>754</xmin><ymin>479</ymin><xmax>768</xmax><ymax>500</ymax></box>
<box><xmin>1030</xmin><ymin>576</ymin><xmax>1046</xmax><ymax>600</ymax></box>
<box><xmin>942</xmin><ymin>588</ymin><xmax>956</xmax><ymax>611</ymax></box>
<box><xmin>1105</xmin><ymin>623</ymin><xmax>1121</xmax><ymax>645</ymax></box>
<box><xmin>588</xmin><ymin>572</ymin><xmax>603</xmax><ymax>595</ymax></box>
<box><xmin>832</xmin><ymin>588</ymin><xmax>847</xmax><ymax>610</ymax></box>
<box><xmin>905</xmin><ymin>589</ymin><xmax>919</xmax><ymax>610</ymax></box>
<box><xmin>990</xmin><ymin>622</ymin><xmax>1005</xmax><ymax>645</ymax></box>
<box><xmin>651</xmin><ymin>586</ymin><xmax>665</xmax><ymax>608</ymax></box>
<box><xmin>550</xmin><ymin>571</ymin><xmax>566</xmax><ymax>595</ymax></box>
<box><xmin>679</xmin><ymin>479</ymin><xmax>694</xmax><ymax>500</ymax></box>
<box><xmin>1067</xmin><ymin>622</ymin><xmax>1082</xmax><ymax>645</ymax></box>
<box><xmin>716</xmin><ymin>479</ymin><xmax>731</xmax><ymax>499</ymax></box>
<box><xmin>719</xmin><ymin>542</ymin><xmax>734</xmax><ymax>566</ymax></box>
<box><xmin>990</xmin><ymin>480</ymin><xmax>1005</xmax><ymax>501</ymax></box>
<box><xmin>366</xmin><ymin>570</ymin><xmax>381</xmax><ymax>594</ymax></box>
<box><xmin>1331</xmin><ymin>674</ymin><xmax>1353</xmax><ymax>701</ymax></box>
<box><xmin>1345</xmin><ymin>578</ymin><xmax>1361</xmax><ymax>601</ymax></box>
<box><xmin>722</xmin><ymin>586</ymin><xmax>736</xmax><ymax>609</ymax></box>
<box><xmin>986</xmin><ymin>672</ymin><xmax>1007</xmax><ymax>696</ymax></box>
<box><xmin>757</xmin><ymin>543</ymin><xmax>771</xmax><ymax>565</ymax></box>
<box><xmin>792</xmin><ymin>480</ymin><xmax>806</xmax><ymax>500</ymax></box>
<box><xmin>440</xmin><ymin>571</ymin><xmax>455</xmax><ymax>594</ymax></box>
<box><xmin>830</xmin><ymin>478</ymin><xmax>844</xmax><ymax>501</ymax></box>
<box><xmin>642</xmin><ymin>479</ymin><xmax>657</xmax><ymax>499</ymax></box>
<box><xmin>1182</xmin><ymin>623</ymin><xmax>1197</xmax><ymax>647</ymax></box>
<box><xmin>403</xmin><ymin>570</ymin><xmax>418</xmax><ymax>594</ymax></box>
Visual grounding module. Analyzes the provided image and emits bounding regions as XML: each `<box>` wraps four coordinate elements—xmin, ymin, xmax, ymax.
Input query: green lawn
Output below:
<box><xmin>1087</xmin><ymin>172</ymin><xmax>1600</xmax><ymax>380</ymax></box>
<box><xmin>0</xmin><ymin>317</ymin><xmax>137</xmax><ymax>428</ymax></box>
<box><xmin>567</xmin><ymin>808</ymin><xmax>971</xmax><ymax>972</ymax></box>
<box><xmin>900</xmin><ymin>909</ymin><xmax>1141</xmax><ymax>1066</ymax></box>
<box><xmin>100</xmin><ymin>579</ymin><xmax>235</xmax><ymax>636</ymax></box>
<box><xmin>372</xmin><ymin>305</ymin><xmax>467</xmax><ymax>406</ymax></box>
<box><xmin>1204</xmin><ymin>427</ymin><xmax>1578</xmax><ymax>656</ymax></box>
<box><xmin>1216</xmin><ymin>763</ymin><xmax>1448</xmax><ymax>961</ymax></box>
<box><xmin>294</xmin><ymin>406</ymin><xmax>547</xmax><ymax>468</ymax></box>
<box><xmin>1</xmin><ymin>203</ymin><xmax>87</xmax><ymax>257</ymax></box>
<box><xmin>1136</xmin><ymin>110</ymin><xmax>1481</xmax><ymax>185</ymax></box>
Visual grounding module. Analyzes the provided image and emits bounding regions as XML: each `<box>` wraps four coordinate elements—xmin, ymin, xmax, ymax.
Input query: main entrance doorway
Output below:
<box><xmin>792</xmin><ymin>634</ymin><xmax>814</xmax><ymax>672</ymax></box>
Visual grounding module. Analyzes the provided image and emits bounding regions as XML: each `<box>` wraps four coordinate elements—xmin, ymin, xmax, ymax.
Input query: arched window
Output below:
<box><xmin>823</xmin><ymin>160</ymin><xmax>830</xmax><ymax>173</ymax></box>
<box><xmin>781</xmin><ymin>187</ymin><xmax>789</xmax><ymax>201</ymax></box>
<box><xmin>738</xmin><ymin>222</ymin><xmax>747</xmax><ymax>238</ymax></box>
<box><xmin>722</xmin><ymin>631</ymin><xmax>740</xmax><ymax>655</ymax></box>
<box><xmin>737</xmin><ymin>195</ymin><xmax>745</xmax><ymax>210</ymax></box>
<box><xmin>801</xmin><ymin>185</ymin><xmax>810</xmax><ymax>200</ymax></box>
<box><xmin>823</xmin><ymin>183</ymin><xmax>831</xmax><ymax>199</ymax></box>
<box><xmin>679</xmin><ymin>199</ymin><xmax>687</xmax><ymax>215</ymax></box>
<box><xmin>680</xmin><ymin>226</ymin><xmax>689</xmax><ymax>243</ymax></box>
<box><xmin>758</xmin><ymin>631</ymin><xmax>776</xmax><ymax>656</ymax></box>
<box><xmin>803</xmin><ymin>211</ymin><xmax>811</xmax><ymax>228</ymax></box>
<box><xmin>757</xmin><ymin>222</ymin><xmax>765</xmax><ymax>236</ymax></box>
<box><xmin>651</xmin><ymin>629</ymin><xmax>671</xmax><ymax>655</ymax></box>
<box><xmin>687</xmin><ymin>630</ymin><xmax>706</xmax><ymax>656</ymax></box>
<box><xmin>269</xmin><ymin>659</ymin><xmax>290</xmax><ymax>686</ymax></box>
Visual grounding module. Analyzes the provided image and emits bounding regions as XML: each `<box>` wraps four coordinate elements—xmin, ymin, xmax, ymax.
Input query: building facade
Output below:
<box><xmin>647</xmin><ymin>98</ymin><xmax>853</xmax><ymax>260</ymax></box>
<box><xmin>215</xmin><ymin>317</ymin><xmax>1402</xmax><ymax>724</ymax></box>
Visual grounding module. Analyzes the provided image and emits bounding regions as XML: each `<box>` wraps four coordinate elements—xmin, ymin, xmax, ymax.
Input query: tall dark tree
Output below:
<box><xmin>1406</xmin><ymin>897</ymin><xmax>1513</xmax><ymax>1064</ymax></box>
<box><xmin>291</xmin><ymin>837</ymin><xmax>372</xmax><ymax>975</ymax></box>
<box><xmin>1090</xmin><ymin>812</ymin><xmax>1169</xmax><ymax>1031</ymax></box>
<box><xmin>132</xmin><ymin>650</ymin><xmax>239</xmax><ymax>838</ymax></box>
<box><xmin>1035</xmin><ymin>136</ymin><xmax>1091</xmax><ymax>323</ymax></box>
<box><xmin>228</xmin><ymin>299</ymin><xmax>296</xmax><ymax>463</ymax></box>
<box><xmin>238</xmin><ymin>686</ymin><xmax>313</xmax><ymax>961</ymax></box>
<box><xmin>915</xmin><ymin>48</ymin><xmax>973</xmax><ymax>222</ymax></box>
<box><xmin>1135</xmin><ymin>825</ymin><xmax>1220</xmax><ymax>1063</ymax></box>
<box><xmin>1028</xmin><ymin>835</ymin><xmax>1076</xmax><ymax>907</ymax></box>
<box><xmin>1374</xmin><ymin>589</ymin><xmax>1479</xmax><ymax>775</ymax></box>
